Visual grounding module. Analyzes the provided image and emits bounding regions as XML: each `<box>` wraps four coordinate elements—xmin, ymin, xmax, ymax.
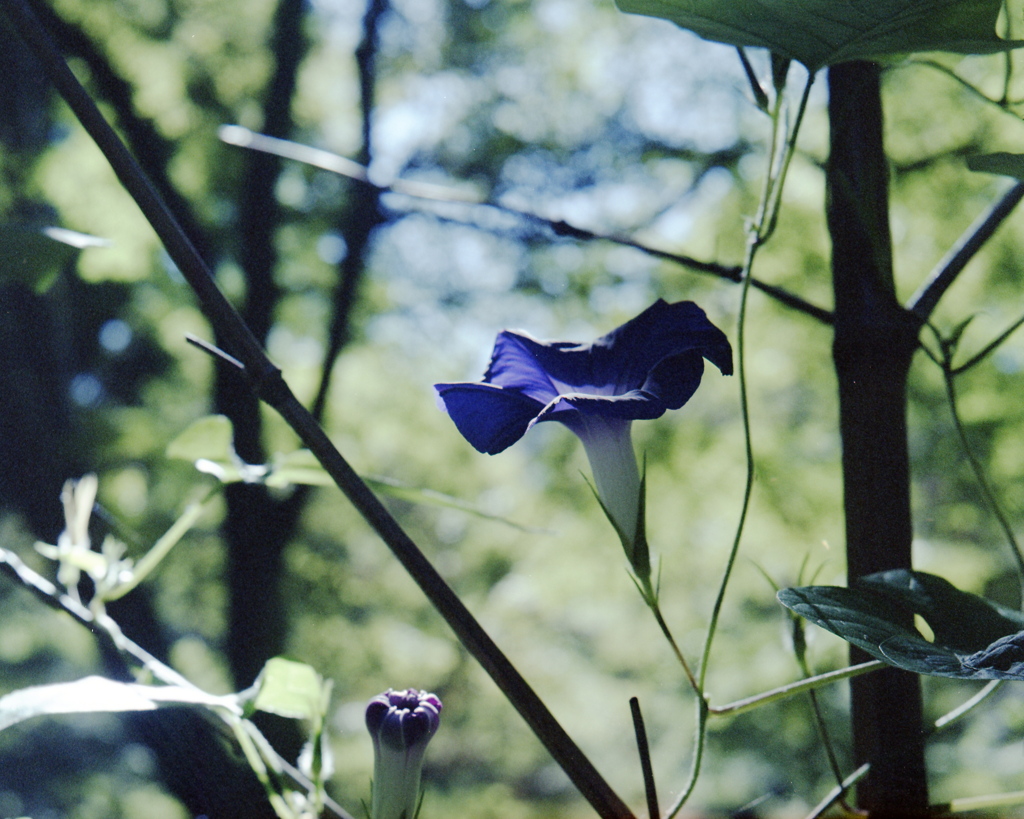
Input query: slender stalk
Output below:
<box><xmin>0</xmin><ymin>547</ymin><xmax>355</xmax><ymax>819</ymax></box>
<box><xmin>735</xmin><ymin>46</ymin><xmax>769</xmax><ymax>112</ymax></box>
<box><xmin>936</xmin><ymin>332</ymin><xmax>1024</xmax><ymax>600</ymax></box>
<box><xmin>933</xmin><ymin>680</ymin><xmax>1002</xmax><ymax>731</ymax></box>
<box><xmin>804</xmin><ymin>764</ymin><xmax>870</xmax><ymax>819</ymax></box>
<box><xmin>908</xmin><ymin>182</ymin><xmax>1024</xmax><ymax>323</ymax></box>
<box><xmin>664</xmin><ymin>696</ymin><xmax>709</xmax><ymax>819</ymax></box>
<box><xmin>952</xmin><ymin>310</ymin><xmax>1024</xmax><ymax>374</ymax></box>
<box><xmin>699</xmin><ymin>70</ymin><xmax>815</xmax><ymax>691</ymax></box>
<box><xmin>663</xmin><ymin>71</ymin><xmax>816</xmax><ymax>819</ymax></box>
<box><xmin>648</xmin><ymin>598</ymin><xmax>700</xmax><ymax>694</ymax></box>
<box><xmin>940</xmin><ymin>789</ymin><xmax>1024</xmax><ymax>814</ymax></box>
<box><xmin>104</xmin><ymin>489</ymin><xmax>216</xmax><ymax>602</ymax></box>
<box><xmin>629</xmin><ymin>698</ymin><xmax>660</xmax><ymax>819</ymax></box>
<box><xmin>760</xmin><ymin>74</ymin><xmax>816</xmax><ymax>242</ymax></box>
<box><xmin>709</xmin><ymin>660</ymin><xmax>882</xmax><ymax>716</ymax></box>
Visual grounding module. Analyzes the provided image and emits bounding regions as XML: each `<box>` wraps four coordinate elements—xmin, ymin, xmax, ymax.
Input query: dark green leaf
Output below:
<box><xmin>856</xmin><ymin>569</ymin><xmax>1024</xmax><ymax>651</ymax></box>
<box><xmin>615</xmin><ymin>0</ymin><xmax>1023</xmax><ymax>71</ymax></box>
<box><xmin>967</xmin><ymin>152</ymin><xmax>1024</xmax><ymax>178</ymax></box>
<box><xmin>778</xmin><ymin>571</ymin><xmax>1024</xmax><ymax>679</ymax></box>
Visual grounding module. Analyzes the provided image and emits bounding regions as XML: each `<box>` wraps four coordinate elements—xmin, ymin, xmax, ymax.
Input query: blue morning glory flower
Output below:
<box><xmin>365</xmin><ymin>688</ymin><xmax>443</xmax><ymax>819</ymax></box>
<box><xmin>435</xmin><ymin>300</ymin><xmax>732</xmax><ymax>578</ymax></box>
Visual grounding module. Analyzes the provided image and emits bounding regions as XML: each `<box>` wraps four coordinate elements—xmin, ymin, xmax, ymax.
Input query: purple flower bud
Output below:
<box><xmin>366</xmin><ymin>688</ymin><xmax>442</xmax><ymax>819</ymax></box>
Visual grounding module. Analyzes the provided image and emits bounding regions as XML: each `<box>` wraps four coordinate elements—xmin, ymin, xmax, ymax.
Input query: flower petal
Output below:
<box><xmin>435</xmin><ymin>300</ymin><xmax>732</xmax><ymax>451</ymax></box>
<box><xmin>483</xmin><ymin>331</ymin><xmax>565</xmax><ymax>403</ymax></box>
<box><xmin>489</xmin><ymin>300</ymin><xmax>732</xmax><ymax>397</ymax></box>
<box><xmin>589</xmin><ymin>300</ymin><xmax>733</xmax><ymax>394</ymax></box>
<box><xmin>536</xmin><ymin>391</ymin><xmax>668</xmax><ymax>425</ymax></box>
<box><xmin>640</xmin><ymin>350</ymin><xmax>708</xmax><ymax>410</ymax></box>
<box><xmin>533</xmin><ymin>351</ymin><xmax>705</xmax><ymax>424</ymax></box>
<box><xmin>434</xmin><ymin>382</ymin><xmax>544</xmax><ymax>454</ymax></box>
<box><xmin>491</xmin><ymin>332</ymin><xmax>597</xmax><ymax>393</ymax></box>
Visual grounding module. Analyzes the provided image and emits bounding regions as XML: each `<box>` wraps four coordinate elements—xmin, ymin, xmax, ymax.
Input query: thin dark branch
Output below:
<box><xmin>307</xmin><ymin>0</ymin><xmax>387</xmax><ymax>425</ymax></box>
<box><xmin>908</xmin><ymin>181</ymin><xmax>1024</xmax><ymax>322</ymax></box>
<box><xmin>890</xmin><ymin>141</ymin><xmax>986</xmax><ymax>177</ymax></box>
<box><xmin>953</xmin><ymin>310</ymin><xmax>1024</xmax><ymax>374</ymax></box>
<box><xmin>220</xmin><ymin>126</ymin><xmax>834</xmax><ymax>325</ymax></box>
<box><xmin>3</xmin><ymin>3</ymin><xmax>634</xmax><ymax>815</ymax></box>
<box><xmin>186</xmin><ymin>333</ymin><xmax>244</xmax><ymax>370</ymax></box>
<box><xmin>629</xmin><ymin>697</ymin><xmax>659</xmax><ymax>819</ymax></box>
<box><xmin>735</xmin><ymin>47</ymin><xmax>769</xmax><ymax>112</ymax></box>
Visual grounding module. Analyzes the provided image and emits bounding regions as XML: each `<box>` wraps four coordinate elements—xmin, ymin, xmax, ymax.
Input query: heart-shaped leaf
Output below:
<box><xmin>250</xmin><ymin>657</ymin><xmax>325</xmax><ymax>721</ymax></box>
<box><xmin>778</xmin><ymin>570</ymin><xmax>1024</xmax><ymax>679</ymax></box>
<box><xmin>615</xmin><ymin>0</ymin><xmax>1024</xmax><ymax>71</ymax></box>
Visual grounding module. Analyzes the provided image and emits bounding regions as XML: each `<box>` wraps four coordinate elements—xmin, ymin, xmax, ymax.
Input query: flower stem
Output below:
<box><xmin>642</xmin><ymin>587</ymin><xmax>700</xmax><ymax>695</ymax></box>
<box><xmin>664</xmin><ymin>70</ymin><xmax>816</xmax><ymax>819</ymax></box>
<box><xmin>699</xmin><ymin>69</ymin><xmax>816</xmax><ymax>692</ymax></box>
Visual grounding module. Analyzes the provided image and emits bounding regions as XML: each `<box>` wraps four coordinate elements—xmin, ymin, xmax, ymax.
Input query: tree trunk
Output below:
<box><xmin>827</xmin><ymin>61</ymin><xmax>929</xmax><ymax>816</ymax></box>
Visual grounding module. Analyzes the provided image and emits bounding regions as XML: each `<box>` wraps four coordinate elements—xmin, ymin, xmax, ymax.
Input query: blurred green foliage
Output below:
<box><xmin>2</xmin><ymin>0</ymin><xmax>1024</xmax><ymax>816</ymax></box>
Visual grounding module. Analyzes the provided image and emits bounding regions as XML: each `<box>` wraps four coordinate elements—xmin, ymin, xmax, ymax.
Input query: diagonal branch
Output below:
<box><xmin>908</xmin><ymin>181</ymin><xmax>1024</xmax><ymax>322</ymax></box>
<box><xmin>2</xmin><ymin>2</ymin><xmax>635</xmax><ymax>815</ymax></box>
<box><xmin>218</xmin><ymin>126</ymin><xmax>834</xmax><ymax>325</ymax></box>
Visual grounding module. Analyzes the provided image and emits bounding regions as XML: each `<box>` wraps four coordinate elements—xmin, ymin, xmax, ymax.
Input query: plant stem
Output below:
<box><xmin>709</xmin><ymin>661</ymin><xmax>882</xmax><ymax>716</ymax></box>
<box><xmin>698</xmin><ymin>70</ymin><xmax>814</xmax><ymax>692</ymax></box>
<box><xmin>629</xmin><ymin>697</ymin><xmax>660</xmax><ymax>819</ymax></box>
<box><xmin>646</xmin><ymin>595</ymin><xmax>700</xmax><ymax>694</ymax></box>
<box><xmin>932</xmin><ymin>680</ymin><xmax>1002</xmax><ymax>731</ymax></box>
<box><xmin>663</xmin><ymin>69</ymin><xmax>815</xmax><ymax>819</ymax></box>
<box><xmin>938</xmin><ymin>339</ymin><xmax>1024</xmax><ymax>602</ymax></box>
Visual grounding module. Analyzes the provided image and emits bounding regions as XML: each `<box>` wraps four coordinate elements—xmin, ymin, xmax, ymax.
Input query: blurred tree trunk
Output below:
<box><xmin>827</xmin><ymin>61</ymin><xmax>928</xmax><ymax>816</ymax></box>
<box><xmin>307</xmin><ymin>0</ymin><xmax>386</xmax><ymax>425</ymax></box>
<box><xmin>217</xmin><ymin>0</ymin><xmax>308</xmax><ymax>700</ymax></box>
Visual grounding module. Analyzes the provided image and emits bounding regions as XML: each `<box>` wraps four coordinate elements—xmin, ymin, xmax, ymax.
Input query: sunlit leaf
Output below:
<box><xmin>0</xmin><ymin>225</ymin><xmax>110</xmax><ymax>292</ymax></box>
<box><xmin>615</xmin><ymin>0</ymin><xmax>1023</xmax><ymax>71</ymax></box>
<box><xmin>967</xmin><ymin>152</ymin><xmax>1024</xmax><ymax>178</ymax></box>
<box><xmin>0</xmin><ymin>676</ymin><xmax>239</xmax><ymax>732</ymax></box>
<box><xmin>167</xmin><ymin>414</ymin><xmax>236</xmax><ymax>464</ymax></box>
<box><xmin>779</xmin><ymin>570</ymin><xmax>1024</xmax><ymax>679</ymax></box>
<box><xmin>166</xmin><ymin>415</ymin><xmax>265</xmax><ymax>483</ymax></box>
<box><xmin>265</xmin><ymin>449</ymin><xmax>333</xmax><ymax>487</ymax></box>
<box><xmin>251</xmin><ymin>657</ymin><xmax>324</xmax><ymax>721</ymax></box>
